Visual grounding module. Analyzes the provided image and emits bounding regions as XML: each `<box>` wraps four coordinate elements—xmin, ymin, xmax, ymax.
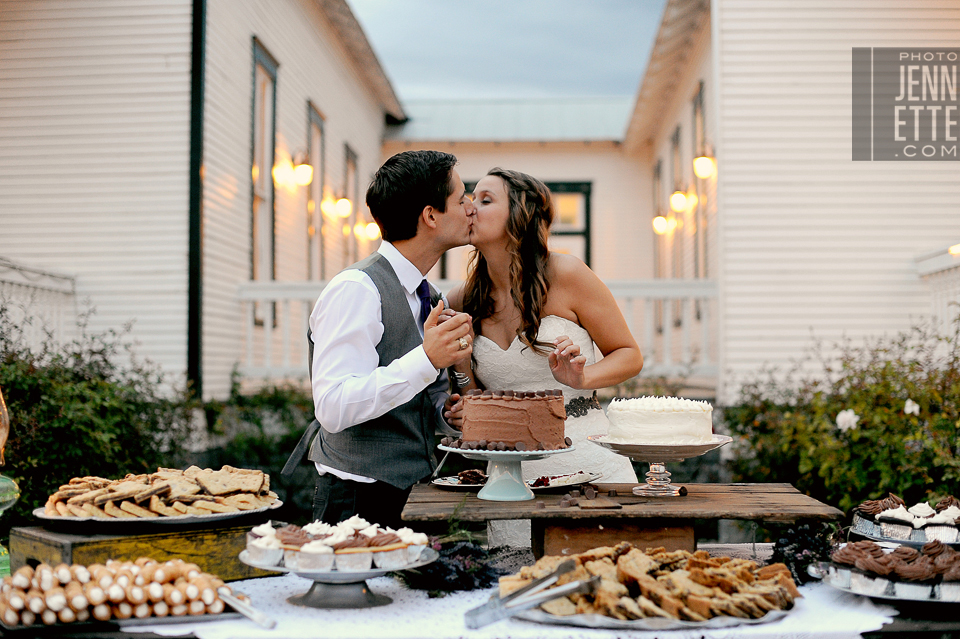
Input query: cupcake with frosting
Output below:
<box><xmin>247</xmin><ymin>534</ymin><xmax>283</xmax><ymax>566</ymax></box>
<box><xmin>394</xmin><ymin>527</ymin><xmax>430</xmax><ymax>562</ymax></box>
<box><xmin>298</xmin><ymin>540</ymin><xmax>335</xmax><ymax>571</ymax></box>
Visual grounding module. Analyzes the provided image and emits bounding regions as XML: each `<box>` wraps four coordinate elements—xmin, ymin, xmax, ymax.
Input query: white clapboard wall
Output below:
<box><xmin>202</xmin><ymin>0</ymin><xmax>389</xmax><ymax>398</ymax></box>
<box><xmin>0</xmin><ymin>0</ymin><xmax>193</xmax><ymax>385</ymax></box>
<box><xmin>712</xmin><ymin>0</ymin><xmax>960</xmax><ymax>402</ymax></box>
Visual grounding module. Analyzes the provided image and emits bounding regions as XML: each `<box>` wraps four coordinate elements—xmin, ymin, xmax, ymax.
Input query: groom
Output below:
<box><xmin>283</xmin><ymin>150</ymin><xmax>476</xmax><ymax>529</ymax></box>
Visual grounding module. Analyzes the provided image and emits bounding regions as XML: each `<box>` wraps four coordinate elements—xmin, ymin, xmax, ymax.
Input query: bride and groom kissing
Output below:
<box><xmin>283</xmin><ymin>150</ymin><xmax>643</xmax><ymax>531</ymax></box>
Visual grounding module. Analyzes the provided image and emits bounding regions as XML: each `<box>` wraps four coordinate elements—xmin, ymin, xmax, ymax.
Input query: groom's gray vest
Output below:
<box><xmin>306</xmin><ymin>253</ymin><xmax>441</xmax><ymax>489</ymax></box>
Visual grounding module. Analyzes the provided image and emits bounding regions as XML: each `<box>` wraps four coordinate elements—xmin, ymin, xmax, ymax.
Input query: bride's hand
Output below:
<box><xmin>549</xmin><ymin>336</ymin><xmax>586</xmax><ymax>389</ymax></box>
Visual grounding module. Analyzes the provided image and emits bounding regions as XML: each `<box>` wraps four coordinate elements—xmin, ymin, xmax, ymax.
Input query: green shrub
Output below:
<box><xmin>0</xmin><ymin>307</ymin><xmax>200</xmax><ymax>538</ymax></box>
<box><xmin>723</xmin><ymin>320</ymin><xmax>960</xmax><ymax>512</ymax></box>
<box><xmin>202</xmin><ymin>376</ymin><xmax>316</xmax><ymax>524</ymax></box>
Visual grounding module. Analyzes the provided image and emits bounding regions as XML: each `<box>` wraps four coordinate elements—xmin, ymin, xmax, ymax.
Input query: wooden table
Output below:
<box><xmin>403</xmin><ymin>482</ymin><xmax>842</xmax><ymax>557</ymax></box>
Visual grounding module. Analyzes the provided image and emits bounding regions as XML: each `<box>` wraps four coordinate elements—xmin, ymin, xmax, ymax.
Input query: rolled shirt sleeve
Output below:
<box><xmin>309</xmin><ymin>271</ymin><xmax>440</xmax><ymax>434</ymax></box>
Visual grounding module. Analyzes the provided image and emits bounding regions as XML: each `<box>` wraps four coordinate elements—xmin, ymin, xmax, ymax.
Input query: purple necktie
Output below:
<box><xmin>417</xmin><ymin>279</ymin><xmax>432</xmax><ymax>325</ymax></box>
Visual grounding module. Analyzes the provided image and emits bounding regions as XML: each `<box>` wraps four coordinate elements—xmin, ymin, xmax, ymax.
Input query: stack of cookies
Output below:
<box><xmin>43</xmin><ymin>465</ymin><xmax>277</xmax><ymax>519</ymax></box>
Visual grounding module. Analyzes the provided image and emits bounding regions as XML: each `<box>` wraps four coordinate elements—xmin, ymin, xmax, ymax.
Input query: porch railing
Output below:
<box><xmin>916</xmin><ymin>244</ymin><xmax>960</xmax><ymax>333</ymax></box>
<box><xmin>237</xmin><ymin>278</ymin><xmax>718</xmax><ymax>385</ymax></box>
<box><xmin>0</xmin><ymin>257</ymin><xmax>77</xmax><ymax>349</ymax></box>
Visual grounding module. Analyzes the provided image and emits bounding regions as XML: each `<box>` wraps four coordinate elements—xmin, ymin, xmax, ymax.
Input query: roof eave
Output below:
<box><xmin>314</xmin><ymin>0</ymin><xmax>406</xmax><ymax>122</ymax></box>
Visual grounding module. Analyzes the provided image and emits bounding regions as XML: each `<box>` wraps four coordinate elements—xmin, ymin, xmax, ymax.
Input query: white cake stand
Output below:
<box><xmin>437</xmin><ymin>444</ymin><xmax>575</xmax><ymax>502</ymax></box>
<box><xmin>587</xmin><ymin>435</ymin><xmax>732</xmax><ymax>497</ymax></box>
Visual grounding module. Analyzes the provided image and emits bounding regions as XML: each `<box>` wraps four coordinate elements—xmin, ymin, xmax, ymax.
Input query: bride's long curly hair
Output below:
<box><xmin>463</xmin><ymin>168</ymin><xmax>555</xmax><ymax>355</ymax></box>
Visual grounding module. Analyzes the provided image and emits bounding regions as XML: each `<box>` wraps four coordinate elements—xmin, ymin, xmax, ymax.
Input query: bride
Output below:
<box><xmin>442</xmin><ymin>168</ymin><xmax>643</xmax><ymax>491</ymax></box>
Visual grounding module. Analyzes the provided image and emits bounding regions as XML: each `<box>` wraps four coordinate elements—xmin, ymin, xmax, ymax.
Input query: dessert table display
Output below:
<box><xmin>403</xmin><ymin>483</ymin><xmax>843</xmax><ymax>557</ymax></box>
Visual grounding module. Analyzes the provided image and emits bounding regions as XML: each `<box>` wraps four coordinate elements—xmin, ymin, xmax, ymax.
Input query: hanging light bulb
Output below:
<box><xmin>693</xmin><ymin>155</ymin><xmax>716</xmax><ymax>179</ymax></box>
<box><xmin>669</xmin><ymin>190</ymin><xmax>687</xmax><ymax>212</ymax></box>
<box><xmin>320</xmin><ymin>196</ymin><xmax>336</xmax><ymax>218</ymax></box>
<box><xmin>365</xmin><ymin>222</ymin><xmax>381</xmax><ymax>240</ymax></box>
<box><xmin>949</xmin><ymin>243</ymin><xmax>960</xmax><ymax>256</ymax></box>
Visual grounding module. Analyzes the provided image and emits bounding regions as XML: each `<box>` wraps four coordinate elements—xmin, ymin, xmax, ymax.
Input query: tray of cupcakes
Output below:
<box><xmin>851</xmin><ymin>493</ymin><xmax>960</xmax><ymax>547</ymax></box>
<box><xmin>823</xmin><ymin>539</ymin><xmax>960</xmax><ymax>603</ymax></box>
<box><xmin>240</xmin><ymin>516</ymin><xmax>437</xmax><ymax>581</ymax></box>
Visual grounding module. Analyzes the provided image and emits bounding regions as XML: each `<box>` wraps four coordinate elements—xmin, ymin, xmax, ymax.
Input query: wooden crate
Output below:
<box><xmin>10</xmin><ymin>525</ymin><xmax>278</xmax><ymax>582</ymax></box>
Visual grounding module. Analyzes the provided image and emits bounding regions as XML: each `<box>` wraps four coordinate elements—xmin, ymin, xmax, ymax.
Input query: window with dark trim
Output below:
<box><xmin>250</xmin><ymin>38</ymin><xmax>278</xmax><ymax>324</ymax></box>
<box><xmin>652</xmin><ymin>160</ymin><xmax>664</xmax><ymax>333</ymax></box>
<box><xmin>546</xmin><ymin>182</ymin><xmax>591</xmax><ymax>267</ymax></box>
<box><xmin>307</xmin><ymin>102</ymin><xmax>325</xmax><ymax>280</ymax></box>
<box><xmin>344</xmin><ymin>145</ymin><xmax>358</xmax><ymax>266</ymax></box>
<box><xmin>692</xmin><ymin>81</ymin><xmax>708</xmax><ymax>281</ymax></box>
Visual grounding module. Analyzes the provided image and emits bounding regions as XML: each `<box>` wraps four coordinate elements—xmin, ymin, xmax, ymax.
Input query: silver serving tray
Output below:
<box><xmin>851</xmin><ymin>512</ymin><xmax>960</xmax><ymax>547</ymax></box>
<box><xmin>0</xmin><ymin>611</ymin><xmax>242</xmax><ymax>631</ymax></box>
<box><xmin>822</xmin><ymin>565</ymin><xmax>958</xmax><ymax>603</ymax></box>
<box><xmin>238</xmin><ymin>547</ymin><xmax>439</xmax><ymax>584</ymax></box>
<box><xmin>587</xmin><ymin>434</ymin><xmax>732</xmax><ymax>462</ymax></box>
<box><xmin>432</xmin><ymin>471</ymin><xmax>602</xmax><ymax>492</ymax></box>
<box><xmin>34</xmin><ymin>499</ymin><xmax>282</xmax><ymax>526</ymax></box>
<box><xmin>517</xmin><ymin>607</ymin><xmax>789</xmax><ymax>630</ymax></box>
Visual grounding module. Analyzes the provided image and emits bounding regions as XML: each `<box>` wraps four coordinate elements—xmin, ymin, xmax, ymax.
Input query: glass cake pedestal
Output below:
<box><xmin>437</xmin><ymin>445</ymin><xmax>575</xmax><ymax>502</ymax></box>
<box><xmin>587</xmin><ymin>435</ymin><xmax>731</xmax><ymax>497</ymax></box>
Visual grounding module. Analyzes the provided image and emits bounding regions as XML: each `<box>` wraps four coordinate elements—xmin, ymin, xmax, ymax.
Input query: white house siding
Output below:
<box><xmin>0</xmin><ymin>0</ymin><xmax>193</xmax><ymax>386</ymax></box>
<box><xmin>203</xmin><ymin>0</ymin><xmax>387</xmax><ymax>398</ymax></box>
<box><xmin>713</xmin><ymin>0</ymin><xmax>960</xmax><ymax>403</ymax></box>
<box><xmin>379</xmin><ymin>140</ymin><xmax>650</xmax><ymax>283</ymax></box>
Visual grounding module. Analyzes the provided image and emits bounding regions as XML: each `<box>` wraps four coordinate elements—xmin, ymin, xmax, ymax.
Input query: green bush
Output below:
<box><xmin>0</xmin><ymin>307</ymin><xmax>199</xmax><ymax>538</ymax></box>
<box><xmin>723</xmin><ymin>320</ymin><xmax>960</xmax><ymax>512</ymax></box>
<box><xmin>202</xmin><ymin>376</ymin><xmax>316</xmax><ymax>524</ymax></box>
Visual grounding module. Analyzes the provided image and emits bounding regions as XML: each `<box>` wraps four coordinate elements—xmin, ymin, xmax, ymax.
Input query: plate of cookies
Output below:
<box><xmin>34</xmin><ymin>465</ymin><xmax>281</xmax><ymax>526</ymax></box>
<box><xmin>500</xmin><ymin>543</ymin><xmax>798</xmax><ymax>631</ymax></box>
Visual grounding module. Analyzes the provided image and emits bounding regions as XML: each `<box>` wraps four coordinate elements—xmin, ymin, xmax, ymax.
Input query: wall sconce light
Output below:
<box><xmin>271</xmin><ymin>159</ymin><xmax>295</xmax><ymax>187</ymax></box>
<box><xmin>652</xmin><ymin>216</ymin><xmax>668</xmax><ymax>235</ymax></box>
<box><xmin>335</xmin><ymin>198</ymin><xmax>353</xmax><ymax>218</ymax></box>
<box><xmin>293</xmin><ymin>153</ymin><xmax>313</xmax><ymax>186</ymax></box>
<box><xmin>669</xmin><ymin>190</ymin><xmax>687</xmax><ymax>212</ymax></box>
<box><xmin>693</xmin><ymin>154</ymin><xmax>716</xmax><ymax>179</ymax></box>
<box><xmin>320</xmin><ymin>195</ymin><xmax>337</xmax><ymax>218</ymax></box>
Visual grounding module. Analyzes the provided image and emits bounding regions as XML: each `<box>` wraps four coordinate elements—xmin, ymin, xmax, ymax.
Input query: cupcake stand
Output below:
<box><xmin>587</xmin><ymin>434</ymin><xmax>733</xmax><ymax>497</ymax></box>
<box><xmin>238</xmin><ymin>547</ymin><xmax>438</xmax><ymax>609</ymax></box>
<box><xmin>436</xmin><ymin>444</ymin><xmax>575</xmax><ymax>501</ymax></box>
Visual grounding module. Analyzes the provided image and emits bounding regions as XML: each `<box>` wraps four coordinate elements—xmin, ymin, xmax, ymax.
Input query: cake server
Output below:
<box><xmin>464</xmin><ymin>560</ymin><xmax>598</xmax><ymax>629</ymax></box>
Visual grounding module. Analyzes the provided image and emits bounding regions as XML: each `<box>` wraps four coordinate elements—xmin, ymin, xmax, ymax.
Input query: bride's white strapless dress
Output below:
<box><xmin>472</xmin><ymin>315</ymin><xmax>638</xmax><ymax>484</ymax></box>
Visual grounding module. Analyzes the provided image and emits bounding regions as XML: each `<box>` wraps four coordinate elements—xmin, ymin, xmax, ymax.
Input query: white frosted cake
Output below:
<box><xmin>606</xmin><ymin>396</ymin><xmax>713</xmax><ymax>444</ymax></box>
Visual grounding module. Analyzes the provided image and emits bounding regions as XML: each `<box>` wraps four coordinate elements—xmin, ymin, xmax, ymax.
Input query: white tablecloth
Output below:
<box><xmin>128</xmin><ymin>574</ymin><xmax>897</xmax><ymax>639</ymax></box>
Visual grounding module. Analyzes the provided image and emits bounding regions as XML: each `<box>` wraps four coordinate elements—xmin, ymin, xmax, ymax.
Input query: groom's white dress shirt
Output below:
<box><xmin>309</xmin><ymin>241</ymin><xmax>448</xmax><ymax>482</ymax></box>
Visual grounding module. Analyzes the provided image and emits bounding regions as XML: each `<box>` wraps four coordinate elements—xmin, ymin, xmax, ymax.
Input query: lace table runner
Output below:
<box><xmin>128</xmin><ymin>574</ymin><xmax>896</xmax><ymax>639</ymax></box>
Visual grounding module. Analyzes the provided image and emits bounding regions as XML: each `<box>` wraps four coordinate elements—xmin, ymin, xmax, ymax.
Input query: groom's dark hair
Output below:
<box><xmin>366</xmin><ymin>150</ymin><xmax>458</xmax><ymax>242</ymax></box>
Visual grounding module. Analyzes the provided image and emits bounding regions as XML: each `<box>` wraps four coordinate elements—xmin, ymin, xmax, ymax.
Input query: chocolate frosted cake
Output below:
<box><xmin>453</xmin><ymin>389</ymin><xmax>568</xmax><ymax>451</ymax></box>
